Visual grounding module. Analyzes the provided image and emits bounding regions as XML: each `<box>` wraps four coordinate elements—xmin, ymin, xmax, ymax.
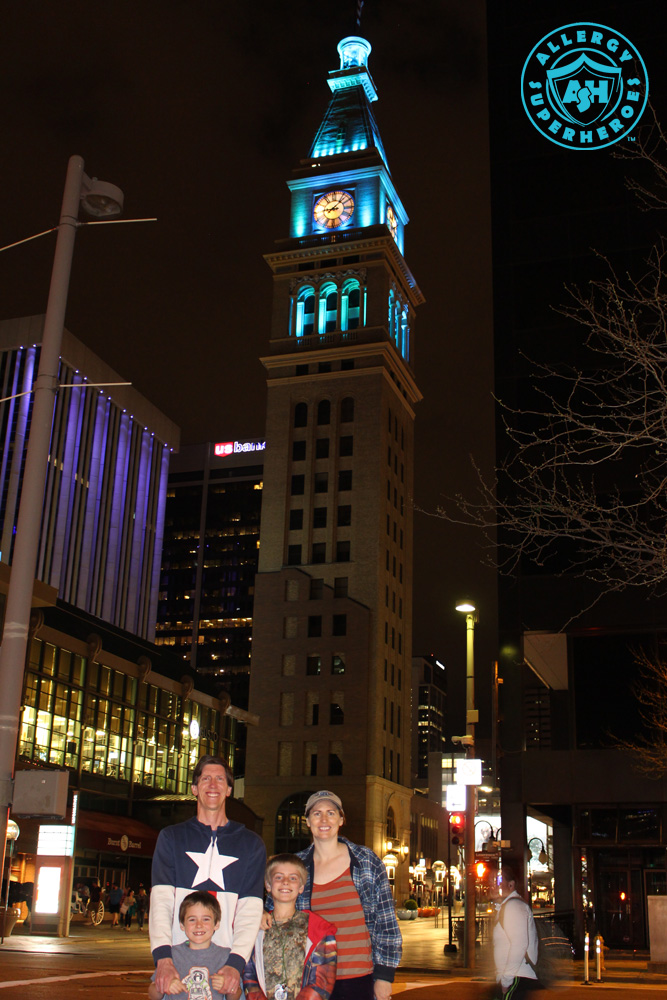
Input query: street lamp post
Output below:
<box><xmin>0</xmin><ymin>155</ymin><xmax>123</xmax><ymax>867</ymax></box>
<box><xmin>456</xmin><ymin>601</ymin><xmax>478</xmax><ymax>970</ymax></box>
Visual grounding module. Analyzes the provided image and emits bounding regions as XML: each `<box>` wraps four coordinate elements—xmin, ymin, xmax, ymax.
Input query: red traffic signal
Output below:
<box><xmin>449</xmin><ymin>813</ymin><xmax>465</xmax><ymax>845</ymax></box>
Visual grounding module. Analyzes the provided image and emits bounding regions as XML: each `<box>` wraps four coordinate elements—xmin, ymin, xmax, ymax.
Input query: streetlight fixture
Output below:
<box><xmin>456</xmin><ymin>600</ymin><xmax>478</xmax><ymax>970</ymax></box>
<box><xmin>0</xmin><ymin>155</ymin><xmax>123</xmax><ymax>869</ymax></box>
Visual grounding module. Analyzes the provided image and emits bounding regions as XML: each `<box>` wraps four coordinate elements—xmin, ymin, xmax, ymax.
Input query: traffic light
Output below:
<box><xmin>449</xmin><ymin>813</ymin><xmax>465</xmax><ymax>846</ymax></box>
<box><xmin>476</xmin><ymin>861</ymin><xmax>486</xmax><ymax>879</ymax></box>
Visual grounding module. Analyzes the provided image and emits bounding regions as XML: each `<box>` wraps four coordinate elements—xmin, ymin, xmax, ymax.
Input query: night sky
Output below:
<box><xmin>1</xmin><ymin>1</ymin><xmax>663</xmax><ymax>713</ymax></box>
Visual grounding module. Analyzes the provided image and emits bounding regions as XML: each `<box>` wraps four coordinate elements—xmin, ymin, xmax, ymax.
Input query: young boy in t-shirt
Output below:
<box><xmin>243</xmin><ymin>854</ymin><xmax>337</xmax><ymax>1000</ymax></box>
<box><xmin>149</xmin><ymin>891</ymin><xmax>230</xmax><ymax>1000</ymax></box>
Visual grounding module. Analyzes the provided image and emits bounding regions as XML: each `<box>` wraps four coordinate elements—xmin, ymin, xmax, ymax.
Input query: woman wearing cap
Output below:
<box><xmin>293</xmin><ymin>790</ymin><xmax>402</xmax><ymax>1000</ymax></box>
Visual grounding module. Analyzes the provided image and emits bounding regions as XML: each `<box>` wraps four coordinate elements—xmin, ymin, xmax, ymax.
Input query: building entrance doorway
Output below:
<box><xmin>597</xmin><ymin>866</ymin><xmax>644</xmax><ymax>949</ymax></box>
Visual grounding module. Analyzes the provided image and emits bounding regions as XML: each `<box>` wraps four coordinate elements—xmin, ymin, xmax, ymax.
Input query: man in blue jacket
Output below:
<box><xmin>149</xmin><ymin>755</ymin><xmax>266</xmax><ymax>996</ymax></box>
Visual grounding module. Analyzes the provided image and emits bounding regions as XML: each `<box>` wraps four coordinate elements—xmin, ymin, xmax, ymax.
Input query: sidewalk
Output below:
<box><xmin>2</xmin><ymin>914</ymin><xmax>667</xmax><ymax>989</ymax></box>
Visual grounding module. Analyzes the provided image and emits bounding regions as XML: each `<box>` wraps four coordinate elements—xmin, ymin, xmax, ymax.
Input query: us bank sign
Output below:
<box><xmin>521</xmin><ymin>22</ymin><xmax>648</xmax><ymax>150</ymax></box>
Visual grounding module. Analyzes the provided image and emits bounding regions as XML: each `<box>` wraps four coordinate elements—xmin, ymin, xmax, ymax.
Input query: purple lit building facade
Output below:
<box><xmin>0</xmin><ymin>315</ymin><xmax>178</xmax><ymax>640</ymax></box>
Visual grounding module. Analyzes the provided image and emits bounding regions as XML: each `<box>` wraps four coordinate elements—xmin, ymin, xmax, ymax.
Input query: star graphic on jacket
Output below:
<box><xmin>186</xmin><ymin>839</ymin><xmax>238</xmax><ymax>889</ymax></box>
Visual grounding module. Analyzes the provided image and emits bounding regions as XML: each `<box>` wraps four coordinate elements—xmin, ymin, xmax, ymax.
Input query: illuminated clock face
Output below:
<box><xmin>386</xmin><ymin>203</ymin><xmax>398</xmax><ymax>241</ymax></box>
<box><xmin>313</xmin><ymin>190</ymin><xmax>355</xmax><ymax>229</ymax></box>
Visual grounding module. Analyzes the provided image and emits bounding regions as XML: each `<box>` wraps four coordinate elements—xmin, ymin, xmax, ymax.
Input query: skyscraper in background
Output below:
<box><xmin>0</xmin><ymin>315</ymin><xmax>177</xmax><ymax>640</ymax></box>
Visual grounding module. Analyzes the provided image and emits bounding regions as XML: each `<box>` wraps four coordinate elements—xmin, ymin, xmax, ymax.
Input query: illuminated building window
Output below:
<box><xmin>306</xmin><ymin>655</ymin><xmax>321</xmax><ymax>675</ymax></box>
<box><xmin>341</xmin><ymin>280</ymin><xmax>361</xmax><ymax>330</ymax></box>
<box><xmin>295</xmin><ymin>286</ymin><xmax>315</xmax><ymax>337</ymax></box>
<box><xmin>332</xmin><ymin>653</ymin><xmax>346</xmax><ymax>674</ymax></box>
<box><xmin>318</xmin><ymin>283</ymin><xmax>338</xmax><ymax>334</ymax></box>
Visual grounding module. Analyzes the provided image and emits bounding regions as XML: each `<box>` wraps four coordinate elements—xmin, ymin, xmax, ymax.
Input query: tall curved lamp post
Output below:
<box><xmin>0</xmin><ymin>155</ymin><xmax>123</xmax><ymax>863</ymax></box>
<box><xmin>456</xmin><ymin>601</ymin><xmax>478</xmax><ymax>969</ymax></box>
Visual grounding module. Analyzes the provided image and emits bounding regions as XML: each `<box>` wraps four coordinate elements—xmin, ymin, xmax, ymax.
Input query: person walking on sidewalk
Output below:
<box><xmin>136</xmin><ymin>886</ymin><xmax>149</xmax><ymax>931</ymax></box>
<box><xmin>122</xmin><ymin>888</ymin><xmax>137</xmax><ymax>931</ymax></box>
<box><xmin>493</xmin><ymin>867</ymin><xmax>539</xmax><ymax>998</ymax></box>
<box><xmin>108</xmin><ymin>883</ymin><xmax>123</xmax><ymax>928</ymax></box>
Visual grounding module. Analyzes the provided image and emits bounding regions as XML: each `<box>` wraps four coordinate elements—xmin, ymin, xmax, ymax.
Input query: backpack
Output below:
<box><xmin>499</xmin><ymin>898</ymin><xmax>573</xmax><ymax>990</ymax></box>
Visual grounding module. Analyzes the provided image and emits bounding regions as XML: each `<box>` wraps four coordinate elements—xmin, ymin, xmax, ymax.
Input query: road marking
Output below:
<box><xmin>0</xmin><ymin>969</ymin><xmax>153</xmax><ymax>989</ymax></box>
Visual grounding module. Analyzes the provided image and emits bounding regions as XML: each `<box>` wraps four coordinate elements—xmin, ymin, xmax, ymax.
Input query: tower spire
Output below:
<box><xmin>308</xmin><ymin>35</ymin><xmax>388</xmax><ymax>169</ymax></box>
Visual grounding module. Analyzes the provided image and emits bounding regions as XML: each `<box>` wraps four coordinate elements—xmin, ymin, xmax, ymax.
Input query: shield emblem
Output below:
<box><xmin>546</xmin><ymin>53</ymin><xmax>622</xmax><ymax>126</ymax></box>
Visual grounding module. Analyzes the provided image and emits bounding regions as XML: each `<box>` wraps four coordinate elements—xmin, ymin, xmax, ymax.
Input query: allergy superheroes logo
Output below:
<box><xmin>521</xmin><ymin>22</ymin><xmax>648</xmax><ymax>150</ymax></box>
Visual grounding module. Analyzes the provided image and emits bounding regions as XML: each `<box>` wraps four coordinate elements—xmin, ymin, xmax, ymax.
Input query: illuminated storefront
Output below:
<box><xmin>18</xmin><ymin>633</ymin><xmax>232</xmax><ymax>797</ymax></box>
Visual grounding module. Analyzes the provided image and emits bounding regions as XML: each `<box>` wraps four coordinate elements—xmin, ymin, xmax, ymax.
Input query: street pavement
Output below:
<box><xmin>1</xmin><ymin>914</ymin><xmax>667</xmax><ymax>998</ymax></box>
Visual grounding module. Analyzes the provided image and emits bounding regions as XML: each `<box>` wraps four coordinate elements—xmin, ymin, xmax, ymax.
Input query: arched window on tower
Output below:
<box><xmin>400</xmin><ymin>305</ymin><xmax>410</xmax><ymax>360</ymax></box>
<box><xmin>388</xmin><ymin>288</ymin><xmax>396</xmax><ymax>346</ymax></box>
<box><xmin>340</xmin><ymin>396</ymin><xmax>355</xmax><ymax>422</ymax></box>
<box><xmin>318</xmin><ymin>282</ymin><xmax>338</xmax><ymax>335</ymax></box>
<box><xmin>295</xmin><ymin>285</ymin><xmax>315</xmax><ymax>338</ymax></box>
<box><xmin>275</xmin><ymin>791</ymin><xmax>312</xmax><ymax>854</ymax></box>
<box><xmin>341</xmin><ymin>279</ymin><xmax>361</xmax><ymax>331</ymax></box>
<box><xmin>294</xmin><ymin>402</ymin><xmax>308</xmax><ymax>428</ymax></box>
<box><xmin>317</xmin><ymin>399</ymin><xmax>331</xmax><ymax>425</ymax></box>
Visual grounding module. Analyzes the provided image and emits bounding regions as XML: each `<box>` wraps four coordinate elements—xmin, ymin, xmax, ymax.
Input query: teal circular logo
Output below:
<box><xmin>521</xmin><ymin>22</ymin><xmax>648</xmax><ymax>150</ymax></box>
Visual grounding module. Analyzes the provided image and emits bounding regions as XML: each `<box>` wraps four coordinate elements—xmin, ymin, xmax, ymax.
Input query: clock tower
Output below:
<box><xmin>244</xmin><ymin>36</ymin><xmax>423</xmax><ymax>890</ymax></box>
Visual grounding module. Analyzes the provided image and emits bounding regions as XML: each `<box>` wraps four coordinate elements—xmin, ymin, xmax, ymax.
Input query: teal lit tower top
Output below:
<box><xmin>309</xmin><ymin>37</ymin><xmax>388</xmax><ymax>167</ymax></box>
<box><xmin>287</xmin><ymin>35</ymin><xmax>410</xmax><ymax>260</ymax></box>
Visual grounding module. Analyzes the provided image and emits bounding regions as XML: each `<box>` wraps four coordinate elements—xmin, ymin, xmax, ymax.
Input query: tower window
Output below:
<box><xmin>338</xmin><ymin>470</ymin><xmax>352</xmax><ymax>491</ymax></box>
<box><xmin>308</xmin><ymin>616</ymin><xmax>322</xmax><ymax>637</ymax></box>
<box><xmin>332</xmin><ymin>653</ymin><xmax>346</xmax><ymax>674</ymax></box>
<box><xmin>334</xmin><ymin>577</ymin><xmax>348</xmax><ymax>598</ymax></box>
<box><xmin>312</xmin><ymin>542</ymin><xmax>326</xmax><ymax>564</ymax></box>
<box><xmin>314</xmin><ymin>472</ymin><xmax>328</xmax><ymax>493</ymax></box>
<box><xmin>289</xmin><ymin>509</ymin><xmax>303</xmax><ymax>530</ymax></box>
<box><xmin>318</xmin><ymin>283</ymin><xmax>338</xmax><ymax>334</ymax></box>
<box><xmin>337</xmin><ymin>505</ymin><xmax>351</xmax><ymax>527</ymax></box>
<box><xmin>318</xmin><ymin>361</ymin><xmax>332</xmax><ymax>373</ymax></box>
<box><xmin>291</xmin><ymin>475</ymin><xmax>305</xmax><ymax>496</ymax></box>
<box><xmin>294</xmin><ymin>403</ymin><xmax>308</xmax><ymax>428</ymax></box>
<box><xmin>309</xmin><ymin>579</ymin><xmax>324</xmax><ymax>600</ymax></box>
<box><xmin>341</xmin><ymin>279</ymin><xmax>361</xmax><ymax>331</ymax></box>
<box><xmin>336</xmin><ymin>540</ymin><xmax>350</xmax><ymax>562</ymax></box>
<box><xmin>316</xmin><ymin>438</ymin><xmax>330</xmax><ymax>459</ymax></box>
<box><xmin>339</xmin><ymin>436</ymin><xmax>353</xmax><ymax>457</ymax></box>
<box><xmin>332</xmin><ymin>614</ymin><xmax>347</xmax><ymax>636</ymax></box>
<box><xmin>317</xmin><ymin>400</ymin><xmax>331</xmax><ymax>425</ymax></box>
<box><xmin>341</xmin><ymin>359</ymin><xmax>354</xmax><ymax>371</ymax></box>
<box><xmin>292</xmin><ymin>440</ymin><xmax>306</xmax><ymax>461</ymax></box>
<box><xmin>340</xmin><ymin>397</ymin><xmax>355</xmax><ymax>422</ymax></box>
<box><xmin>296</xmin><ymin>286</ymin><xmax>315</xmax><ymax>338</ymax></box>
<box><xmin>306</xmin><ymin>655</ymin><xmax>321</xmax><ymax>676</ymax></box>
<box><xmin>313</xmin><ymin>507</ymin><xmax>328</xmax><ymax>528</ymax></box>
<box><xmin>287</xmin><ymin>545</ymin><xmax>302</xmax><ymax>565</ymax></box>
